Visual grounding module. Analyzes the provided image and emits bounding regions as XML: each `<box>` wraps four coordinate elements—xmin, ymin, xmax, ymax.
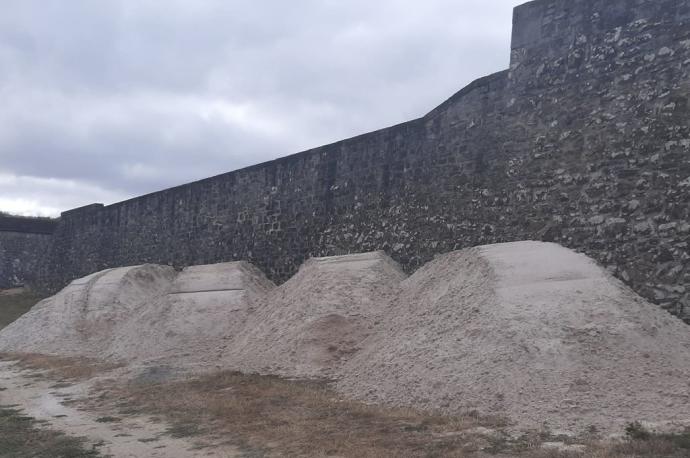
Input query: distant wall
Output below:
<box><xmin>0</xmin><ymin>215</ymin><xmax>56</xmax><ymax>289</ymax></box>
<box><xmin>23</xmin><ymin>0</ymin><xmax>690</xmax><ymax>322</ymax></box>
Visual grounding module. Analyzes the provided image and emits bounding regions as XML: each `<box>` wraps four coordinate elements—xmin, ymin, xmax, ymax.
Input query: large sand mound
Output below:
<box><xmin>0</xmin><ymin>264</ymin><xmax>176</xmax><ymax>358</ymax></box>
<box><xmin>225</xmin><ymin>252</ymin><xmax>406</xmax><ymax>378</ymax></box>
<box><xmin>108</xmin><ymin>261</ymin><xmax>274</xmax><ymax>366</ymax></box>
<box><xmin>337</xmin><ymin>242</ymin><xmax>690</xmax><ymax>433</ymax></box>
<box><xmin>1</xmin><ymin>241</ymin><xmax>689</xmax><ymax>433</ymax></box>
<box><xmin>0</xmin><ymin>262</ymin><xmax>274</xmax><ymax>368</ymax></box>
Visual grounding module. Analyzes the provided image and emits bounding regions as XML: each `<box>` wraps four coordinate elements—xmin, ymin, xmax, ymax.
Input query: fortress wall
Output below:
<box><xmin>27</xmin><ymin>0</ymin><xmax>690</xmax><ymax>321</ymax></box>
<box><xmin>511</xmin><ymin>0</ymin><xmax>690</xmax><ymax>72</ymax></box>
<box><xmin>40</xmin><ymin>72</ymin><xmax>509</xmax><ymax>291</ymax></box>
<box><xmin>500</xmin><ymin>0</ymin><xmax>690</xmax><ymax>318</ymax></box>
<box><xmin>0</xmin><ymin>216</ymin><xmax>56</xmax><ymax>289</ymax></box>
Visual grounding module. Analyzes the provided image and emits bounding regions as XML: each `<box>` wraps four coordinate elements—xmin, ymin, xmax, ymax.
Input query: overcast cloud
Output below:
<box><xmin>0</xmin><ymin>0</ymin><xmax>524</xmax><ymax>216</ymax></box>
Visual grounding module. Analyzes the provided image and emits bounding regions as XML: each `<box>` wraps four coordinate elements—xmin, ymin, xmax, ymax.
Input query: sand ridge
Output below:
<box><xmin>225</xmin><ymin>251</ymin><xmax>407</xmax><ymax>378</ymax></box>
<box><xmin>336</xmin><ymin>242</ymin><xmax>690</xmax><ymax>433</ymax></box>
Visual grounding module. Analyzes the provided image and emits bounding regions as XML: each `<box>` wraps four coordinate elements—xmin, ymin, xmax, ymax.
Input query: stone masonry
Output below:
<box><xmin>0</xmin><ymin>215</ymin><xmax>56</xmax><ymax>289</ymax></box>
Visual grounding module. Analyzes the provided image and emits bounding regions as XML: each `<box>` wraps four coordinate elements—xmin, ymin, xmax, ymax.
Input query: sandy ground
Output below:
<box><xmin>0</xmin><ymin>361</ymin><xmax>241</xmax><ymax>458</ymax></box>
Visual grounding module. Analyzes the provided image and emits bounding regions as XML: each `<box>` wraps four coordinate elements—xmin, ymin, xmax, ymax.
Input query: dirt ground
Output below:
<box><xmin>0</xmin><ymin>290</ymin><xmax>241</xmax><ymax>457</ymax></box>
<box><xmin>1</xmin><ymin>353</ymin><xmax>690</xmax><ymax>458</ymax></box>
<box><xmin>0</xmin><ymin>288</ymin><xmax>243</xmax><ymax>458</ymax></box>
<box><xmin>0</xmin><ymin>360</ymin><xmax>242</xmax><ymax>457</ymax></box>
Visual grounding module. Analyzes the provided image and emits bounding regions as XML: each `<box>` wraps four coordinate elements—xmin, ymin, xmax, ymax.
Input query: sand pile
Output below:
<box><xmin>0</xmin><ymin>262</ymin><xmax>273</xmax><ymax>368</ymax></box>
<box><xmin>0</xmin><ymin>265</ymin><xmax>176</xmax><ymax>358</ymax></box>
<box><xmin>108</xmin><ymin>262</ymin><xmax>274</xmax><ymax>366</ymax></box>
<box><xmin>336</xmin><ymin>242</ymin><xmax>690</xmax><ymax>433</ymax></box>
<box><xmin>225</xmin><ymin>252</ymin><xmax>406</xmax><ymax>378</ymax></box>
<box><xmin>1</xmin><ymin>241</ymin><xmax>689</xmax><ymax>433</ymax></box>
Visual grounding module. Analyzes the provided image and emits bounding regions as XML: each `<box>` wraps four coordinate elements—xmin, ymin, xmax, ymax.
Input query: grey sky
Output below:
<box><xmin>0</xmin><ymin>0</ymin><xmax>525</xmax><ymax>216</ymax></box>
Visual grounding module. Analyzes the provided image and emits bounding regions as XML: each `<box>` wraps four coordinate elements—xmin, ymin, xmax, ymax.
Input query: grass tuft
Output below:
<box><xmin>0</xmin><ymin>406</ymin><xmax>101</xmax><ymax>457</ymax></box>
<box><xmin>0</xmin><ymin>289</ymin><xmax>43</xmax><ymax>330</ymax></box>
<box><xmin>94</xmin><ymin>416</ymin><xmax>120</xmax><ymax>423</ymax></box>
<box><xmin>0</xmin><ymin>353</ymin><xmax>122</xmax><ymax>381</ymax></box>
<box><xmin>625</xmin><ymin>421</ymin><xmax>651</xmax><ymax>440</ymax></box>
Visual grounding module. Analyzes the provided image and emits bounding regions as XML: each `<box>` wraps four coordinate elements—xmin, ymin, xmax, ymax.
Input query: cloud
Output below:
<box><xmin>0</xmin><ymin>173</ymin><xmax>126</xmax><ymax>217</ymax></box>
<box><xmin>0</xmin><ymin>0</ymin><xmax>524</xmax><ymax>216</ymax></box>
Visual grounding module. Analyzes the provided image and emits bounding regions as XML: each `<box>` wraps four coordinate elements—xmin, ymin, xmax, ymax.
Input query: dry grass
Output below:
<box><xmin>88</xmin><ymin>370</ymin><xmax>690</xmax><ymax>458</ymax></box>
<box><xmin>0</xmin><ymin>352</ymin><xmax>122</xmax><ymax>381</ymax></box>
<box><xmin>507</xmin><ymin>425</ymin><xmax>690</xmax><ymax>458</ymax></box>
<box><xmin>2</xmin><ymin>353</ymin><xmax>689</xmax><ymax>457</ymax></box>
<box><xmin>516</xmin><ymin>444</ymin><xmax>688</xmax><ymax>458</ymax></box>
<box><xmin>0</xmin><ymin>406</ymin><xmax>102</xmax><ymax>457</ymax></box>
<box><xmin>0</xmin><ymin>288</ymin><xmax>43</xmax><ymax>330</ymax></box>
<box><xmin>93</xmin><ymin>371</ymin><xmax>512</xmax><ymax>457</ymax></box>
<box><xmin>595</xmin><ymin>433</ymin><xmax>690</xmax><ymax>457</ymax></box>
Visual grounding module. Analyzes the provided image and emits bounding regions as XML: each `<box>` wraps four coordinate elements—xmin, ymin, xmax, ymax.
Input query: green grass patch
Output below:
<box><xmin>0</xmin><ymin>406</ymin><xmax>101</xmax><ymax>457</ymax></box>
<box><xmin>137</xmin><ymin>437</ymin><xmax>159</xmax><ymax>443</ymax></box>
<box><xmin>0</xmin><ymin>290</ymin><xmax>44</xmax><ymax>330</ymax></box>
<box><xmin>165</xmin><ymin>422</ymin><xmax>202</xmax><ymax>438</ymax></box>
<box><xmin>95</xmin><ymin>416</ymin><xmax>120</xmax><ymax>423</ymax></box>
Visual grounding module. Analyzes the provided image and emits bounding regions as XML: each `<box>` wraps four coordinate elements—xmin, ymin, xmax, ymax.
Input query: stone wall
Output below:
<box><xmin>20</xmin><ymin>0</ymin><xmax>690</xmax><ymax>322</ymax></box>
<box><xmin>504</xmin><ymin>0</ymin><xmax>690</xmax><ymax>319</ymax></box>
<box><xmin>0</xmin><ymin>215</ymin><xmax>56</xmax><ymax>289</ymax></box>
